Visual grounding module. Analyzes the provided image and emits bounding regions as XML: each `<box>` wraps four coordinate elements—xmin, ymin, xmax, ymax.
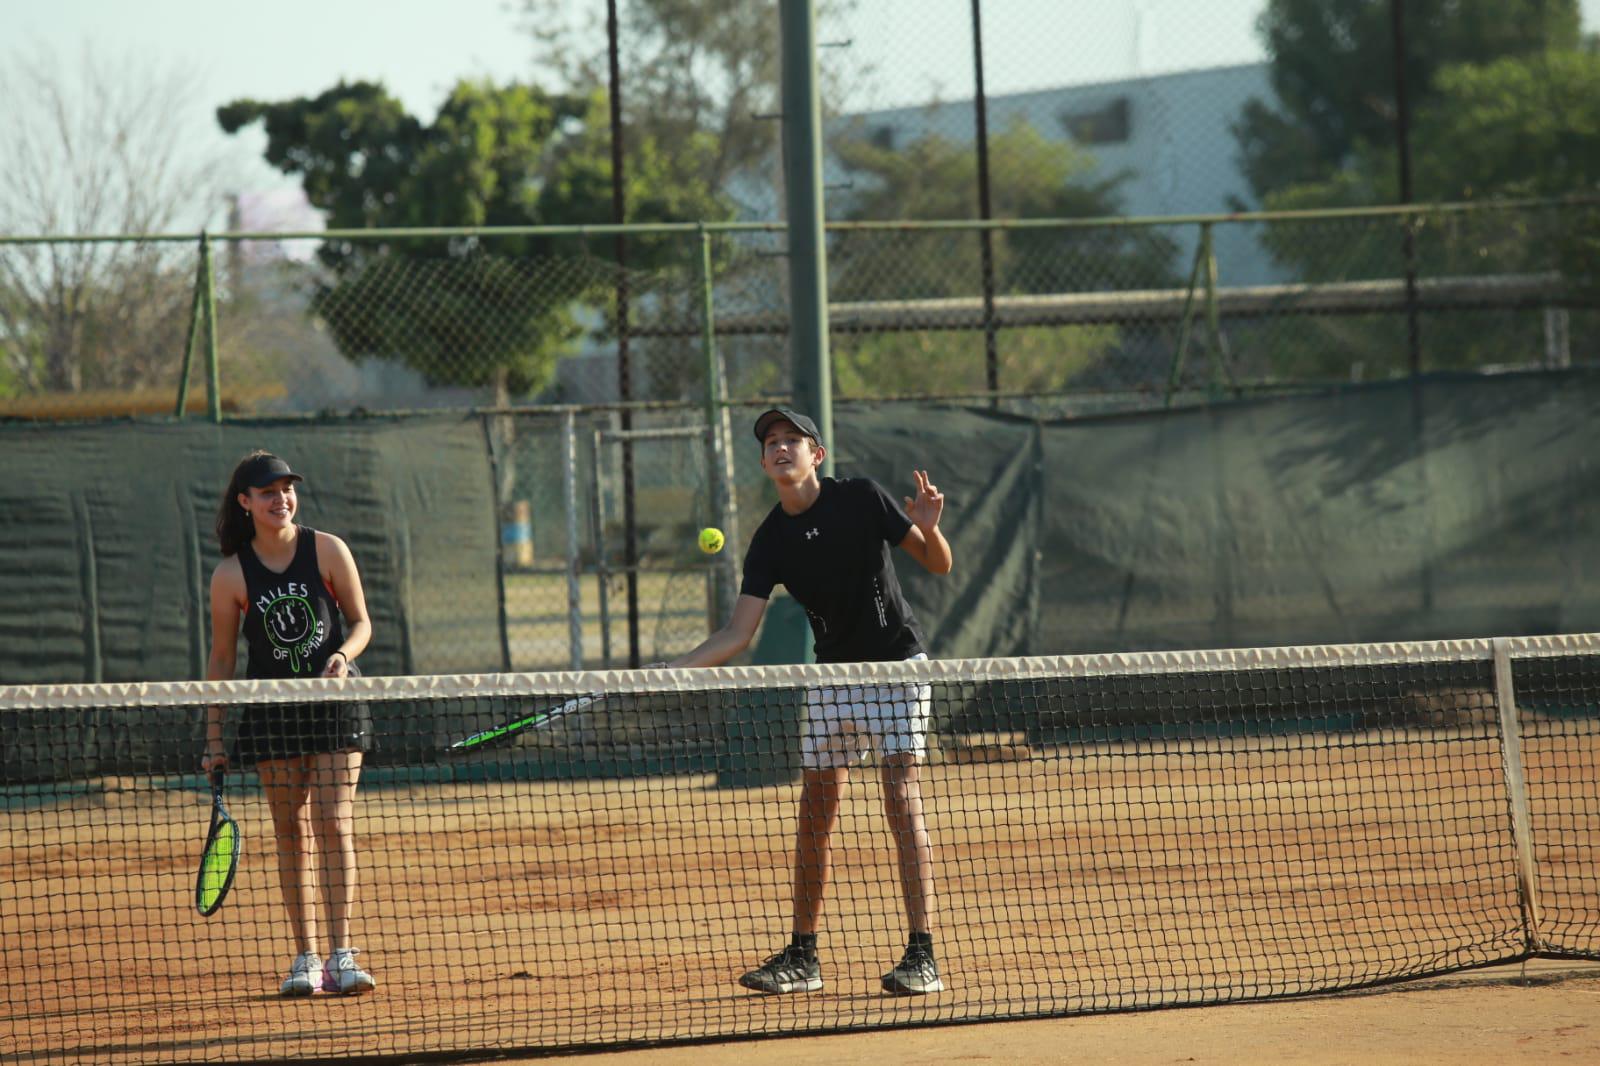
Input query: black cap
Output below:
<box><xmin>753</xmin><ymin>408</ymin><xmax>822</xmax><ymax>446</ymax></box>
<box><xmin>239</xmin><ymin>454</ymin><xmax>303</xmax><ymax>489</ymax></box>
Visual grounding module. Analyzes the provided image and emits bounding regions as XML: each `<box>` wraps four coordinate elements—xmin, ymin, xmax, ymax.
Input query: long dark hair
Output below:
<box><xmin>215</xmin><ymin>449</ymin><xmax>279</xmax><ymax>557</ymax></box>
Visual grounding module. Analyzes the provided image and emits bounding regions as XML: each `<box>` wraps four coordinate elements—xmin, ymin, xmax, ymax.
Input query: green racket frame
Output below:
<box><xmin>449</xmin><ymin>694</ymin><xmax>598</xmax><ymax>752</ymax></box>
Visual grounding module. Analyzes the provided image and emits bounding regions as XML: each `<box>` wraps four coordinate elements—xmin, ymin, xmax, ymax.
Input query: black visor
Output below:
<box><xmin>240</xmin><ymin>455</ymin><xmax>303</xmax><ymax>489</ymax></box>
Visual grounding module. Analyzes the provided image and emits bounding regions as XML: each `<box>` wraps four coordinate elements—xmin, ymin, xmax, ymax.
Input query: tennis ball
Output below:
<box><xmin>698</xmin><ymin>526</ymin><xmax>725</xmax><ymax>554</ymax></box>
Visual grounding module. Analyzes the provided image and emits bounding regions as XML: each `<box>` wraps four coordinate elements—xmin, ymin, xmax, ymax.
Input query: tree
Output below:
<box><xmin>1263</xmin><ymin>49</ymin><xmax>1600</xmax><ymax>210</ymax></box>
<box><xmin>1233</xmin><ymin>0</ymin><xmax>1581</xmax><ymax>205</ymax></box>
<box><xmin>827</xmin><ymin>120</ymin><xmax>1178</xmax><ymax>396</ymax></box>
<box><xmin>0</xmin><ymin>44</ymin><xmax>230</xmax><ymax>400</ymax></box>
<box><xmin>1233</xmin><ymin>4</ymin><xmax>1599</xmax><ymax>381</ymax></box>
<box><xmin>1413</xmin><ymin>51</ymin><xmax>1600</xmax><ymax>203</ymax></box>
<box><xmin>1250</xmin><ymin>50</ymin><xmax>1600</xmax><ymax>379</ymax></box>
<box><xmin>834</xmin><ymin>119</ymin><xmax>1175</xmax><ymax>293</ymax></box>
<box><xmin>218</xmin><ymin>80</ymin><xmax>730</xmax><ymax>394</ymax></box>
<box><xmin>518</xmin><ymin>0</ymin><xmax>866</xmax><ymax>213</ymax></box>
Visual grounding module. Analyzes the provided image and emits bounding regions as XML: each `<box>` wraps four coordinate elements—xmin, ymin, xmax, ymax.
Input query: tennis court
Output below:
<box><xmin>566</xmin><ymin>957</ymin><xmax>1600</xmax><ymax>1065</ymax></box>
<box><xmin>6</xmin><ymin>646</ymin><xmax>1597</xmax><ymax>1065</ymax></box>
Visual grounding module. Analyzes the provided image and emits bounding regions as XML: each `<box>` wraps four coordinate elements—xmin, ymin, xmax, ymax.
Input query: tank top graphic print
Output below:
<box><xmin>237</xmin><ymin>526</ymin><xmax>344</xmax><ymax>679</ymax></box>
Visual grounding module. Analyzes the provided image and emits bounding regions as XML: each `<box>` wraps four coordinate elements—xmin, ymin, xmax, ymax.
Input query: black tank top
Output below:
<box><xmin>237</xmin><ymin>525</ymin><xmax>345</xmax><ymax>680</ymax></box>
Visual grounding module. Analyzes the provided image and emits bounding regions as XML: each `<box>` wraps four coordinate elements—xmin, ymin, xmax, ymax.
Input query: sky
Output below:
<box><xmin>10</xmin><ymin>0</ymin><xmax>1600</xmax><ymax>232</ymax></box>
<box><xmin>11</xmin><ymin>0</ymin><xmax>535</xmax><ymax>229</ymax></box>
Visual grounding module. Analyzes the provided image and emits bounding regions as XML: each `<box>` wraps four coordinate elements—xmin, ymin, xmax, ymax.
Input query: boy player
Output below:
<box><xmin>668</xmin><ymin>408</ymin><xmax>952</xmax><ymax>995</ymax></box>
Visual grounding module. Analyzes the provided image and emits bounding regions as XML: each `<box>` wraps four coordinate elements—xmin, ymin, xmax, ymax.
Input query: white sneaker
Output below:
<box><xmin>280</xmin><ymin>951</ymin><xmax>323</xmax><ymax>996</ymax></box>
<box><xmin>321</xmin><ymin>947</ymin><xmax>376</xmax><ymax>995</ymax></box>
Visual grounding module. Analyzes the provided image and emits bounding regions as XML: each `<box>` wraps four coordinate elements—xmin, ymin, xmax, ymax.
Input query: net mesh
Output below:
<box><xmin>4</xmin><ymin>634</ymin><xmax>1599</xmax><ymax>1062</ymax></box>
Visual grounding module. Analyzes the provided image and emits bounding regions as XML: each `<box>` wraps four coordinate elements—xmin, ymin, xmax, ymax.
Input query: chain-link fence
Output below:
<box><xmin>577</xmin><ymin>1</ymin><xmax>1599</xmax><ymax>218</ymax></box>
<box><xmin>617</xmin><ymin>0</ymin><xmax>1598</xmax><ymax>413</ymax></box>
<box><xmin>4</xmin><ymin>200</ymin><xmax>1596</xmax><ymax>669</ymax></box>
<box><xmin>9</xmin><ymin>201</ymin><xmax>1583</xmax><ymax>418</ymax></box>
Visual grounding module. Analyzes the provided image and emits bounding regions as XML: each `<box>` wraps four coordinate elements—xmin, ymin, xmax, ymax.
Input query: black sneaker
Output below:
<box><xmin>738</xmin><ymin>946</ymin><xmax>823</xmax><ymax>994</ymax></box>
<box><xmin>881</xmin><ymin>942</ymin><xmax>944</xmax><ymax>995</ymax></box>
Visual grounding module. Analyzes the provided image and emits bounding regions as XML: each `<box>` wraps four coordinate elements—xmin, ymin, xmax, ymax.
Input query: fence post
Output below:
<box><xmin>592</xmin><ymin>425</ymin><xmax>614</xmax><ymax>669</ymax></box>
<box><xmin>563</xmin><ymin>410</ymin><xmax>584</xmax><ymax>670</ymax></box>
<box><xmin>482</xmin><ymin>416</ymin><xmax>515</xmax><ymax>672</ymax></box>
<box><xmin>1164</xmin><ymin>223</ymin><xmax>1209</xmax><ymax>407</ymax></box>
<box><xmin>1543</xmin><ymin>307</ymin><xmax>1571</xmax><ymax>368</ymax></box>
<box><xmin>174</xmin><ymin>237</ymin><xmax>207</xmax><ymax>420</ymax></box>
<box><xmin>198</xmin><ymin>233</ymin><xmax>222</xmax><ymax>423</ymax></box>
<box><xmin>1200</xmin><ymin>223</ymin><xmax>1238</xmax><ymax>398</ymax></box>
<box><xmin>700</xmin><ymin>227</ymin><xmax>740</xmax><ymax>629</ymax></box>
<box><xmin>1390</xmin><ymin>0</ymin><xmax>1423</xmax><ymax>379</ymax></box>
<box><xmin>970</xmin><ymin>0</ymin><xmax>999</xmax><ymax>402</ymax></box>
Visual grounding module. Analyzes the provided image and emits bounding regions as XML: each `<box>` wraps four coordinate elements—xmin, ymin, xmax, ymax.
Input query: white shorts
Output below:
<box><xmin>801</xmin><ymin>654</ymin><xmax>933</xmax><ymax>770</ymax></box>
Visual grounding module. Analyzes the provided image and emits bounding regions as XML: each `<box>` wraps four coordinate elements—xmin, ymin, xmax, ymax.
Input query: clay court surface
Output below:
<box><xmin>4</xmin><ymin>726</ymin><xmax>1597</xmax><ymax>1063</ymax></box>
<box><xmin>567</xmin><ymin>958</ymin><xmax>1600</xmax><ymax>1065</ymax></box>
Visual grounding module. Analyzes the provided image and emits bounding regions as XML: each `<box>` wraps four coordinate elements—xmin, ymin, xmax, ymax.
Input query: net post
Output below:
<box><xmin>1492</xmin><ymin>636</ymin><xmax>1546</xmax><ymax>950</ymax></box>
<box><xmin>563</xmin><ymin>410</ymin><xmax>584</xmax><ymax>670</ymax></box>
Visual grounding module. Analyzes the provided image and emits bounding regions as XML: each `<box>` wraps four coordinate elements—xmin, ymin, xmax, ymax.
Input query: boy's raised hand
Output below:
<box><xmin>904</xmin><ymin>469</ymin><xmax>944</xmax><ymax>532</ymax></box>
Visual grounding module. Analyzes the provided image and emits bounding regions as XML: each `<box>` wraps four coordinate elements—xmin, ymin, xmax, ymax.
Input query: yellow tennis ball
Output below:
<box><xmin>698</xmin><ymin>526</ymin><xmax>725</xmax><ymax>554</ymax></box>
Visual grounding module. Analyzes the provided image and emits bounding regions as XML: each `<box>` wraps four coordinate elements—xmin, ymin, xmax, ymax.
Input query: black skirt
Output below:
<box><xmin>232</xmin><ymin>700</ymin><xmax>373</xmax><ymax>766</ymax></box>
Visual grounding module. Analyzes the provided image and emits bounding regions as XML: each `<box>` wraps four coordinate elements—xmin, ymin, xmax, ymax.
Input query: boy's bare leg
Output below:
<box><xmin>879</xmin><ymin>754</ymin><xmax>934</xmax><ymax>933</ymax></box>
<box><xmin>792</xmin><ymin>766</ymin><xmax>849</xmax><ymax>933</ymax></box>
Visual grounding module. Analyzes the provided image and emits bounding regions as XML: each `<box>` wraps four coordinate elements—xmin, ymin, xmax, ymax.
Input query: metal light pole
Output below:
<box><xmin>779</xmin><ymin>0</ymin><xmax>833</xmax><ymax>477</ymax></box>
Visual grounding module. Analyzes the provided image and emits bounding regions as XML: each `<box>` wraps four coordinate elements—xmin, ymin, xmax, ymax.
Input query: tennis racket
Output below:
<box><xmin>448</xmin><ymin>694</ymin><xmax>599</xmax><ymax>752</ymax></box>
<box><xmin>195</xmin><ymin>768</ymin><xmax>240</xmax><ymax>917</ymax></box>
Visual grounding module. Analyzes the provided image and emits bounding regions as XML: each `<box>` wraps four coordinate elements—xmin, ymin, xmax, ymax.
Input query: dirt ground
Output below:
<box><xmin>4</xmin><ymin>726</ymin><xmax>1597</xmax><ymax>1063</ymax></box>
<box><xmin>564</xmin><ymin>958</ymin><xmax>1600</xmax><ymax>1065</ymax></box>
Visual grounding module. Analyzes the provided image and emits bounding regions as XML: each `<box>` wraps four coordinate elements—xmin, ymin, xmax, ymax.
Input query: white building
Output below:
<box><xmin>825</xmin><ymin>62</ymin><xmax>1280</xmax><ymax>285</ymax></box>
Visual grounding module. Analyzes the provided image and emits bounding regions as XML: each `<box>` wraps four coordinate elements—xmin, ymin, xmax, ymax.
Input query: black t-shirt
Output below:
<box><xmin>740</xmin><ymin>477</ymin><xmax>926</xmax><ymax>663</ymax></box>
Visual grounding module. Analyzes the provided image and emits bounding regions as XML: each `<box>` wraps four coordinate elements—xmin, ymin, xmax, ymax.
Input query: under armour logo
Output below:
<box><xmin>805</xmin><ymin>528</ymin><xmax>820</xmax><ymax>540</ymax></box>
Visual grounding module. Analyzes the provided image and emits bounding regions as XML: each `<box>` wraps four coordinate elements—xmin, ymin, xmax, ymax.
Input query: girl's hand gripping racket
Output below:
<box><xmin>196</xmin><ymin>768</ymin><xmax>241</xmax><ymax>916</ymax></box>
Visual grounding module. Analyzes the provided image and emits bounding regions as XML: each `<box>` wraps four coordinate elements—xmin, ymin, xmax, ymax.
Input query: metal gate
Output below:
<box><xmin>493</xmin><ymin>408</ymin><xmax>738</xmax><ymax>672</ymax></box>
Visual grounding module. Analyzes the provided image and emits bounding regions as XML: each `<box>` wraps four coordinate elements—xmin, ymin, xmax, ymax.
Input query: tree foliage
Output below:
<box><xmin>1413</xmin><ymin>51</ymin><xmax>1600</xmax><ymax>203</ymax></box>
<box><xmin>1262</xmin><ymin>50</ymin><xmax>1600</xmax><ymax>283</ymax></box>
<box><xmin>1234</xmin><ymin>0</ymin><xmax>1581</xmax><ymax>204</ymax></box>
<box><xmin>518</xmin><ymin>0</ymin><xmax>865</xmax><ymax>213</ymax></box>
<box><xmin>831</xmin><ymin>325</ymin><xmax>1121</xmax><ymax>398</ymax></box>
<box><xmin>219</xmin><ymin>80</ymin><xmax>730</xmax><ymax>392</ymax></box>
<box><xmin>1234</xmin><ymin>4</ymin><xmax>1599</xmax><ymax>380</ymax></box>
<box><xmin>834</xmin><ymin>120</ymin><xmax>1175</xmax><ymax>297</ymax></box>
<box><xmin>827</xmin><ymin>120</ymin><xmax>1178</xmax><ymax>395</ymax></box>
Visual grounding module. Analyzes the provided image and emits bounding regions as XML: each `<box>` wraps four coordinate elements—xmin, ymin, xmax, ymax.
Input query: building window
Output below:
<box><xmin>1059</xmin><ymin>97</ymin><xmax>1130</xmax><ymax>145</ymax></box>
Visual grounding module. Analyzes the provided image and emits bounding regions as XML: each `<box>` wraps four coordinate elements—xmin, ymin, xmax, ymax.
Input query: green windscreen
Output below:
<box><xmin>0</xmin><ymin>413</ymin><xmax>501</xmax><ymax>684</ymax></box>
<box><xmin>838</xmin><ymin>369</ymin><xmax>1600</xmax><ymax>657</ymax></box>
<box><xmin>3</xmin><ymin>370</ymin><xmax>1598</xmax><ymax>691</ymax></box>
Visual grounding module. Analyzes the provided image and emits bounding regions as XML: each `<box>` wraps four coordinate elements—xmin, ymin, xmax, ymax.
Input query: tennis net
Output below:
<box><xmin>4</xmin><ymin>634</ymin><xmax>1600</xmax><ymax>1062</ymax></box>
